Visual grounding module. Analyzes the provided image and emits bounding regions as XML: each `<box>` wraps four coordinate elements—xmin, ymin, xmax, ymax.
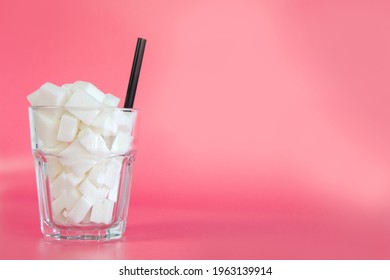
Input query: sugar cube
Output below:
<box><xmin>58</xmin><ymin>140</ymin><xmax>97</xmax><ymax>175</ymax></box>
<box><xmin>27</xmin><ymin>89</ymin><xmax>41</xmax><ymax>106</ymax></box>
<box><xmin>102</xmin><ymin>199</ymin><xmax>115</xmax><ymax>224</ymax></box>
<box><xmin>68</xmin><ymin>196</ymin><xmax>93</xmax><ymax>224</ymax></box>
<box><xmin>111</xmin><ymin>131</ymin><xmax>132</xmax><ymax>154</ymax></box>
<box><xmin>27</xmin><ymin>82</ymin><xmax>68</xmax><ymax>107</ymax></box>
<box><xmin>50</xmin><ymin>171</ymin><xmax>84</xmax><ymax>198</ymax></box>
<box><xmin>51</xmin><ymin>191</ymin><xmax>67</xmax><ymax>217</ymax></box>
<box><xmin>33</xmin><ymin>111</ymin><xmax>60</xmax><ymax>147</ymax></box>
<box><xmin>77</xmin><ymin>127</ymin><xmax>110</xmax><ymax>157</ymax></box>
<box><xmin>41</xmin><ymin>142</ymin><xmax>68</xmax><ymax>155</ymax></box>
<box><xmin>103</xmin><ymin>94</ymin><xmax>120</xmax><ymax>107</ymax></box>
<box><xmin>90</xmin><ymin>110</ymin><xmax>118</xmax><ymax>136</ymax></box>
<box><xmin>57</xmin><ymin>113</ymin><xmax>79</xmax><ymax>142</ymax></box>
<box><xmin>88</xmin><ymin>158</ymin><xmax>122</xmax><ymax>190</ymax></box>
<box><xmin>79</xmin><ymin>178</ymin><xmax>99</xmax><ymax>205</ymax></box>
<box><xmin>46</xmin><ymin>157</ymin><xmax>63</xmax><ymax>182</ymax></box>
<box><xmin>65</xmin><ymin>188</ymin><xmax>82</xmax><ymax>211</ymax></box>
<box><xmin>90</xmin><ymin>199</ymin><xmax>115</xmax><ymax>224</ymax></box>
<box><xmin>39</xmin><ymin>82</ymin><xmax>68</xmax><ymax>106</ymax></box>
<box><xmin>73</xmin><ymin>81</ymin><xmax>106</xmax><ymax>103</ymax></box>
<box><xmin>65</xmin><ymin>89</ymin><xmax>102</xmax><ymax>125</ymax></box>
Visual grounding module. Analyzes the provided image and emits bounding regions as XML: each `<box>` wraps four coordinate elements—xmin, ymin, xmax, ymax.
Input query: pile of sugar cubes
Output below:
<box><xmin>28</xmin><ymin>81</ymin><xmax>135</xmax><ymax>225</ymax></box>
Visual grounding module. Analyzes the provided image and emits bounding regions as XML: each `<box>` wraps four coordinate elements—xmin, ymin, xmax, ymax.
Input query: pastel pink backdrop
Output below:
<box><xmin>1</xmin><ymin>0</ymin><xmax>390</xmax><ymax>259</ymax></box>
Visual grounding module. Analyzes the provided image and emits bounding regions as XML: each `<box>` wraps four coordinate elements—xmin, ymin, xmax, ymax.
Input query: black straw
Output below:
<box><xmin>124</xmin><ymin>37</ymin><xmax>147</xmax><ymax>108</ymax></box>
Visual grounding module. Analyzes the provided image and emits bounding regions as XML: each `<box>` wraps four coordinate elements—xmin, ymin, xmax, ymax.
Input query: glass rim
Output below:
<box><xmin>29</xmin><ymin>106</ymin><xmax>139</xmax><ymax>112</ymax></box>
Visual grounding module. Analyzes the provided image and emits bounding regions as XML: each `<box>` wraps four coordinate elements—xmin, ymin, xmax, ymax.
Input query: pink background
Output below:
<box><xmin>1</xmin><ymin>0</ymin><xmax>390</xmax><ymax>259</ymax></box>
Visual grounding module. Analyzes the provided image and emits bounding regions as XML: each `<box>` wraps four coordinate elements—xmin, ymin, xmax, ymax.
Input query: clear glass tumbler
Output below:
<box><xmin>28</xmin><ymin>106</ymin><xmax>138</xmax><ymax>241</ymax></box>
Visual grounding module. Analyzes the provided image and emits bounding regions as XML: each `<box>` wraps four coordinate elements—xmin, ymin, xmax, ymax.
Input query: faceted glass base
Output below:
<box><xmin>41</xmin><ymin>220</ymin><xmax>126</xmax><ymax>242</ymax></box>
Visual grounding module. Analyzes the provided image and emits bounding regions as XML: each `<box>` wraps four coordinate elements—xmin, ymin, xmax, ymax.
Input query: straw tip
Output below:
<box><xmin>124</xmin><ymin>37</ymin><xmax>147</xmax><ymax>109</ymax></box>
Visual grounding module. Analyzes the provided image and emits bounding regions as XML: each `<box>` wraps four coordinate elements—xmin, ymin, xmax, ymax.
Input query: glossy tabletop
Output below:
<box><xmin>1</xmin><ymin>167</ymin><xmax>390</xmax><ymax>259</ymax></box>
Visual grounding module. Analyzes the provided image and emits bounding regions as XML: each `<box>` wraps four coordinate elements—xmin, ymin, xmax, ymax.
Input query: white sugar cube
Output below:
<box><xmin>61</xmin><ymin>84</ymin><xmax>73</xmax><ymax>102</ymax></box>
<box><xmin>88</xmin><ymin>158</ymin><xmax>122</xmax><ymax>190</ymax></box>
<box><xmin>62</xmin><ymin>158</ymin><xmax>96</xmax><ymax>176</ymax></box>
<box><xmin>51</xmin><ymin>186</ymin><xmax>81</xmax><ymax>218</ymax></box>
<box><xmin>90</xmin><ymin>200</ymin><xmax>103</xmax><ymax>223</ymax></box>
<box><xmin>97</xmin><ymin>187</ymin><xmax>110</xmax><ymax>201</ymax></box>
<box><xmin>50</xmin><ymin>171</ymin><xmax>84</xmax><ymax>198</ymax></box>
<box><xmin>27</xmin><ymin>89</ymin><xmax>41</xmax><ymax>106</ymax></box>
<box><xmin>88</xmin><ymin>162</ymin><xmax>106</xmax><ymax>187</ymax></box>
<box><xmin>103</xmin><ymin>94</ymin><xmax>120</xmax><ymax>107</ymax></box>
<box><xmin>40</xmin><ymin>82</ymin><xmax>68</xmax><ymax>106</ymax></box>
<box><xmin>77</xmin><ymin>127</ymin><xmax>110</xmax><ymax>157</ymax></box>
<box><xmin>40</xmin><ymin>107</ymin><xmax>65</xmax><ymax>121</ymax></box>
<box><xmin>104</xmin><ymin>158</ymin><xmax>122</xmax><ymax>189</ymax></box>
<box><xmin>50</xmin><ymin>172</ymin><xmax>68</xmax><ymax>198</ymax></box>
<box><xmin>114</xmin><ymin>111</ymin><xmax>136</xmax><ymax>133</ymax></box>
<box><xmin>58</xmin><ymin>140</ymin><xmax>97</xmax><ymax>175</ymax></box>
<box><xmin>68</xmin><ymin>196</ymin><xmax>93</xmax><ymax>224</ymax></box>
<box><xmin>41</xmin><ymin>142</ymin><xmax>68</xmax><ymax>155</ymax></box>
<box><xmin>104</xmin><ymin>136</ymin><xmax>115</xmax><ymax>150</ymax></box>
<box><xmin>51</xmin><ymin>191</ymin><xmax>67</xmax><ymax>217</ymax></box>
<box><xmin>73</xmin><ymin>81</ymin><xmax>106</xmax><ymax>103</ymax></box>
<box><xmin>57</xmin><ymin>113</ymin><xmax>79</xmax><ymax>142</ymax></box>
<box><xmin>81</xmin><ymin>209</ymin><xmax>91</xmax><ymax>224</ymax></box>
<box><xmin>102</xmin><ymin>199</ymin><xmax>115</xmax><ymax>224</ymax></box>
<box><xmin>107</xmin><ymin>180</ymin><xmax>120</xmax><ymax>202</ymax></box>
<box><xmin>27</xmin><ymin>82</ymin><xmax>68</xmax><ymax>107</ymax></box>
<box><xmin>33</xmin><ymin>111</ymin><xmax>60</xmax><ymax>147</ymax></box>
<box><xmin>90</xmin><ymin>199</ymin><xmax>115</xmax><ymax>224</ymax></box>
<box><xmin>65</xmin><ymin>89</ymin><xmax>102</xmax><ymax>125</ymax></box>
<box><xmin>106</xmin><ymin>158</ymin><xmax>123</xmax><ymax>202</ymax></box>
<box><xmin>111</xmin><ymin>131</ymin><xmax>133</xmax><ymax>154</ymax></box>
<box><xmin>54</xmin><ymin>211</ymin><xmax>67</xmax><ymax>224</ymax></box>
<box><xmin>66</xmin><ymin>172</ymin><xmax>84</xmax><ymax>188</ymax></box>
<box><xmin>58</xmin><ymin>140</ymin><xmax>86</xmax><ymax>157</ymax></box>
<box><xmin>61</xmin><ymin>83</ymin><xmax>73</xmax><ymax>92</ymax></box>
<box><xmin>90</xmin><ymin>188</ymin><xmax>112</xmax><ymax>224</ymax></box>
<box><xmin>77</xmin><ymin>159</ymin><xmax>96</xmax><ymax>176</ymax></box>
<box><xmin>79</xmin><ymin>178</ymin><xmax>99</xmax><ymax>205</ymax></box>
<box><xmin>65</xmin><ymin>188</ymin><xmax>82</xmax><ymax>211</ymax></box>
<box><xmin>46</xmin><ymin>157</ymin><xmax>63</xmax><ymax>182</ymax></box>
<box><xmin>90</xmin><ymin>110</ymin><xmax>118</xmax><ymax>136</ymax></box>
